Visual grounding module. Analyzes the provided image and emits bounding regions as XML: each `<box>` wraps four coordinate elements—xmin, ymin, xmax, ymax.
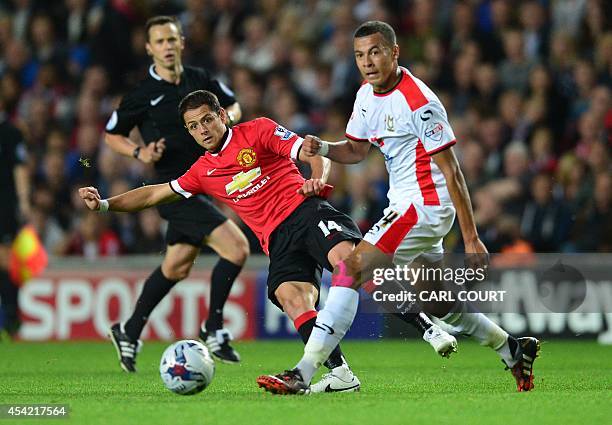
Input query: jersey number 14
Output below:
<box><xmin>318</xmin><ymin>220</ymin><xmax>342</xmax><ymax>237</ymax></box>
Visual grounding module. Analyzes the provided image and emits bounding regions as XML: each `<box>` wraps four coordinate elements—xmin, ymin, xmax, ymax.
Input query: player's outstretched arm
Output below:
<box><xmin>302</xmin><ymin>135</ymin><xmax>370</xmax><ymax>164</ymax></box>
<box><xmin>78</xmin><ymin>184</ymin><xmax>181</xmax><ymax>213</ymax></box>
<box><xmin>432</xmin><ymin>147</ymin><xmax>489</xmax><ymax>262</ymax></box>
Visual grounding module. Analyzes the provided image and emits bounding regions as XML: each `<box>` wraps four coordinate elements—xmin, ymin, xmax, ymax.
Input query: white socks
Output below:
<box><xmin>441</xmin><ymin>302</ymin><xmax>517</xmax><ymax>365</ymax></box>
<box><xmin>296</xmin><ymin>286</ymin><xmax>359</xmax><ymax>384</ymax></box>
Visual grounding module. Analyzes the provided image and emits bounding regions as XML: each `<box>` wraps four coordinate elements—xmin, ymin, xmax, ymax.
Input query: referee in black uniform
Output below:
<box><xmin>0</xmin><ymin>98</ymin><xmax>31</xmax><ymax>338</ymax></box>
<box><xmin>104</xmin><ymin>16</ymin><xmax>249</xmax><ymax>372</ymax></box>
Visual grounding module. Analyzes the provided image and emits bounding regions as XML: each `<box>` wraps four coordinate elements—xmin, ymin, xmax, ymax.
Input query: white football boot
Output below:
<box><xmin>310</xmin><ymin>363</ymin><xmax>361</xmax><ymax>393</ymax></box>
<box><xmin>423</xmin><ymin>323</ymin><xmax>458</xmax><ymax>358</ymax></box>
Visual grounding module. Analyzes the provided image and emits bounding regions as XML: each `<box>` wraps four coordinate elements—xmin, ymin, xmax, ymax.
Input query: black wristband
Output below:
<box><xmin>132</xmin><ymin>146</ymin><xmax>141</xmax><ymax>159</ymax></box>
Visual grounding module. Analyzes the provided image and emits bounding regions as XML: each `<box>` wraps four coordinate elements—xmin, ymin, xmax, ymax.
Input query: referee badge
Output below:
<box><xmin>237</xmin><ymin>148</ymin><xmax>257</xmax><ymax>168</ymax></box>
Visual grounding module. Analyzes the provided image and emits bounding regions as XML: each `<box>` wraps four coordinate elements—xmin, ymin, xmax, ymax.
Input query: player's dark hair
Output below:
<box><xmin>145</xmin><ymin>15</ymin><xmax>183</xmax><ymax>41</ymax></box>
<box><xmin>179</xmin><ymin>90</ymin><xmax>222</xmax><ymax>121</ymax></box>
<box><xmin>353</xmin><ymin>21</ymin><xmax>397</xmax><ymax>47</ymax></box>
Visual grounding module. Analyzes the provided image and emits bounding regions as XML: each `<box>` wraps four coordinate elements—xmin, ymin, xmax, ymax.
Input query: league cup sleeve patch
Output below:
<box><xmin>274</xmin><ymin>126</ymin><xmax>295</xmax><ymax>141</ymax></box>
<box><xmin>412</xmin><ymin>100</ymin><xmax>456</xmax><ymax>154</ymax></box>
<box><xmin>424</xmin><ymin>122</ymin><xmax>444</xmax><ymax>142</ymax></box>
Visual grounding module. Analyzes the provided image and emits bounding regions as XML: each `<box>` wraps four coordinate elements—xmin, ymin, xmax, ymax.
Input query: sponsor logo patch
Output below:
<box><xmin>225</xmin><ymin>167</ymin><xmax>262</xmax><ymax>195</ymax></box>
<box><xmin>273</xmin><ymin>126</ymin><xmax>295</xmax><ymax>141</ymax></box>
<box><xmin>420</xmin><ymin>109</ymin><xmax>433</xmax><ymax>121</ymax></box>
<box><xmin>425</xmin><ymin>122</ymin><xmax>444</xmax><ymax>142</ymax></box>
<box><xmin>150</xmin><ymin>94</ymin><xmax>165</xmax><ymax>106</ymax></box>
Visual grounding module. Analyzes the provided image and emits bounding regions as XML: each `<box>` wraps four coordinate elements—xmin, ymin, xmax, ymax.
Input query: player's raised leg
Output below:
<box><xmin>199</xmin><ymin>219</ymin><xmax>249</xmax><ymax>363</ymax></box>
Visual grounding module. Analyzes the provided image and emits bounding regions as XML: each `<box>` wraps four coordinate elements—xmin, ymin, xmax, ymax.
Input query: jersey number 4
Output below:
<box><xmin>370</xmin><ymin>210</ymin><xmax>400</xmax><ymax>234</ymax></box>
<box><xmin>318</xmin><ymin>220</ymin><xmax>342</xmax><ymax>237</ymax></box>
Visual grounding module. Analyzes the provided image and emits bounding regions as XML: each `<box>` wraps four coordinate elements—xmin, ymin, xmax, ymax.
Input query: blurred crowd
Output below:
<box><xmin>0</xmin><ymin>0</ymin><xmax>610</xmax><ymax>258</ymax></box>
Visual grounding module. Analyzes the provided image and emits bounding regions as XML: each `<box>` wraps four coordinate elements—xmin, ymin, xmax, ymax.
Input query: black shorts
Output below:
<box><xmin>0</xmin><ymin>210</ymin><xmax>18</xmax><ymax>245</ymax></box>
<box><xmin>267</xmin><ymin>197</ymin><xmax>362</xmax><ymax>310</ymax></box>
<box><xmin>156</xmin><ymin>194</ymin><xmax>227</xmax><ymax>247</ymax></box>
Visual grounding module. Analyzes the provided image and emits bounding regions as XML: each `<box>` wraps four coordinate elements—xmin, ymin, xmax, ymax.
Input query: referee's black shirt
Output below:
<box><xmin>105</xmin><ymin>65</ymin><xmax>236</xmax><ymax>182</ymax></box>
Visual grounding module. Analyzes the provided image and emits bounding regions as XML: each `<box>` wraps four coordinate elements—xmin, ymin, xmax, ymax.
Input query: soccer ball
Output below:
<box><xmin>160</xmin><ymin>340</ymin><xmax>215</xmax><ymax>395</ymax></box>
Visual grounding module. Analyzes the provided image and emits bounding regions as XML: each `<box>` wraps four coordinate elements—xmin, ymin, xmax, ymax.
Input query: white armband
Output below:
<box><xmin>98</xmin><ymin>199</ymin><xmax>110</xmax><ymax>212</ymax></box>
<box><xmin>318</xmin><ymin>141</ymin><xmax>330</xmax><ymax>157</ymax></box>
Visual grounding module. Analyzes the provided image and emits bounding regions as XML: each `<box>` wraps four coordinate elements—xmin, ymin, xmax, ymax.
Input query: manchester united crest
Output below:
<box><xmin>237</xmin><ymin>147</ymin><xmax>257</xmax><ymax>168</ymax></box>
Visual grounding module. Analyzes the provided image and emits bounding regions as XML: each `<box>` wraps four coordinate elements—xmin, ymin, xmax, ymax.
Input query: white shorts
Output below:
<box><xmin>363</xmin><ymin>202</ymin><xmax>456</xmax><ymax>264</ymax></box>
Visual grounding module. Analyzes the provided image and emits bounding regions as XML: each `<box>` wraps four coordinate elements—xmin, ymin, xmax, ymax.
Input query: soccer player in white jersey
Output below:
<box><xmin>257</xmin><ymin>21</ymin><xmax>540</xmax><ymax>395</ymax></box>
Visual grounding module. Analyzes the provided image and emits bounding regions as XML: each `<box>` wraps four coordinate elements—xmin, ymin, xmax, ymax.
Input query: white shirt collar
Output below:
<box><xmin>149</xmin><ymin>65</ymin><xmax>162</xmax><ymax>81</ymax></box>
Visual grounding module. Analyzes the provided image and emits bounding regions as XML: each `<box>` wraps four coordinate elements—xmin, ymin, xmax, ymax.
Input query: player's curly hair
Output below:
<box><xmin>179</xmin><ymin>90</ymin><xmax>221</xmax><ymax>121</ymax></box>
<box><xmin>145</xmin><ymin>15</ymin><xmax>183</xmax><ymax>41</ymax></box>
<box><xmin>353</xmin><ymin>21</ymin><xmax>397</xmax><ymax>47</ymax></box>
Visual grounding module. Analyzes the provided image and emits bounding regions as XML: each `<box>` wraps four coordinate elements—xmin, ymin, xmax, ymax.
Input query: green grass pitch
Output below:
<box><xmin>0</xmin><ymin>340</ymin><xmax>610</xmax><ymax>425</ymax></box>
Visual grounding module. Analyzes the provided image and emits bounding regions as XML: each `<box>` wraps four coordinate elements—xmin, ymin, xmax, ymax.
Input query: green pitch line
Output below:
<box><xmin>0</xmin><ymin>340</ymin><xmax>610</xmax><ymax>425</ymax></box>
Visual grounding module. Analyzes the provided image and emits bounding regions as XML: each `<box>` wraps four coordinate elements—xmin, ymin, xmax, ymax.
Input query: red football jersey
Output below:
<box><xmin>170</xmin><ymin>117</ymin><xmax>306</xmax><ymax>254</ymax></box>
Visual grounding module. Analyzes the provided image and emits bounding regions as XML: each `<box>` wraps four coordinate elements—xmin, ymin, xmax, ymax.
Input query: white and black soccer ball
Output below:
<box><xmin>160</xmin><ymin>340</ymin><xmax>215</xmax><ymax>395</ymax></box>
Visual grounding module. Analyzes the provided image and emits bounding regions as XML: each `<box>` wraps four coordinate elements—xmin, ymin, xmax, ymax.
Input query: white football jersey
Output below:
<box><xmin>345</xmin><ymin>67</ymin><xmax>456</xmax><ymax>207</ymax></box>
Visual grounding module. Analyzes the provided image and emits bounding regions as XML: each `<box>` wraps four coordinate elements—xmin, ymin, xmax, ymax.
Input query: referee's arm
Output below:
<box><xmin>105</xmin><ymin>132</ymin><xmax>164</xmax><ymax>164</ymax></box>
<box><xmin>224</xmin><ymin>102</ymin><xmax>242</xmax><ymax>125</ymax></box>
<box><xmin>14</xmin><ymin>163</ymin><xmax>31</xmax><ymax>218</ymax></box>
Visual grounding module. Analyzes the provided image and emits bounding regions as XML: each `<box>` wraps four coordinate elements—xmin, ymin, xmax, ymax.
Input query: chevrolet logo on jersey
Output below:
<box><xmin>225</xmin><ymin>167</ymin><xmax>262</xmax><ymax>195</ymax></box>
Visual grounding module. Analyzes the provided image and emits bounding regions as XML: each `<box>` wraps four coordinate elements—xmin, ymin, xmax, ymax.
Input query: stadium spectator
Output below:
<box><xmin>520</xmin><ymin>0</ymin><xmax>549</xmax><ymax>61</ymax></box>
<box><xmin>473</xmin><ymin>63</ymin><xmax>501</xmax><ymax>112</ymax></box>
<box><xmin>570</xmin><ymin>171</ymin><xmax>612</xmax><ymax>251</ymax></box>
<box><xmin>107</xmin><ymin>178</ymin><xmax>137</xmax><ymax>253</ymax></box>
<box><xmin>520</xmin><ymin>172</ymin><xmax>573</xmax><ymax>252</ymax></box>
<box><xmin>29</xmin><ymin>205</ymin><xmax>67</xmax><ymax>255</ymax></box>
<box><xmin>233</xmin><ymin>15</ymin><xmax>276</xmax><ymax>74</ymax></box>
<box><xmin>459</xmin><ymin>140</ymin><xmax>489</xmax><ymax>190</ymax></box>
<box><xmin>62</xmin><ymin>210</ymin><xmax>122</xmax><ymax>258</ymax></box>
<box><xmin>551</xmin><ymin>0</ymin><xmax>587</xmax><ymax>37</ymax></box>
<box><xmin>131</xmin><ymin>208</ymin><xmax>166</xmax><ymax>254</ymax></box>
<box><xmin>498</xmin><ymin>28</ymin><xmax>537</xmax><ymax>93</ymax></box>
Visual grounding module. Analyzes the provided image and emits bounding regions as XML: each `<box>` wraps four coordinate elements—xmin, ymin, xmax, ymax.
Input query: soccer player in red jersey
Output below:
<box><xmin>81</xmin><ymin>90</ymin><xmax>364</xmax><ymax>392</ymax></box>
<box><xmin>80</xmin><ymin>89</ymin><xmax>461</xmax><ymax>393</ymax></box>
